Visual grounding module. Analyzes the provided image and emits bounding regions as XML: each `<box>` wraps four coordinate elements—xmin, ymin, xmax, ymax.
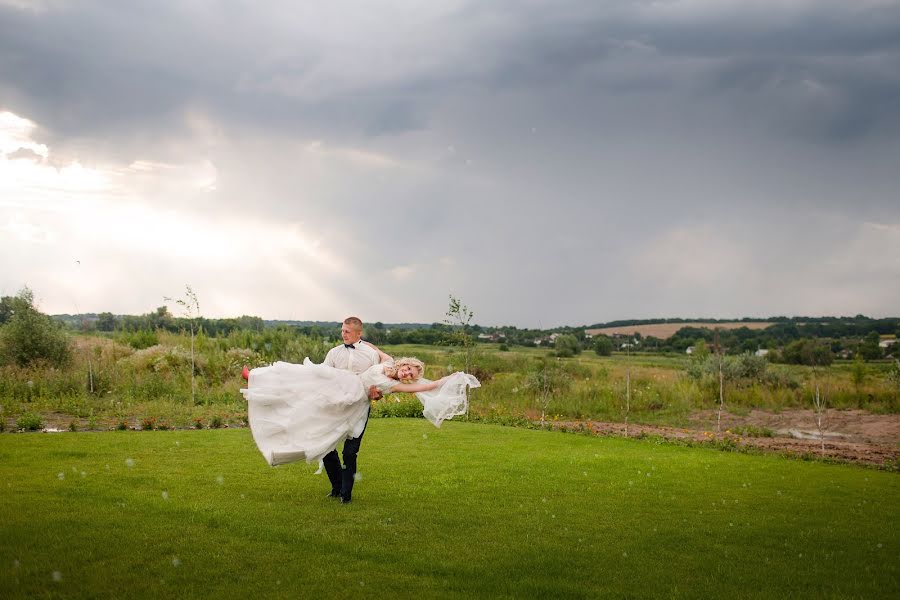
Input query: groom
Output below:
<box><xmin>322</xmin><ymin>316</ymin><xmax>382</xmax><ymax>503</ymax></box>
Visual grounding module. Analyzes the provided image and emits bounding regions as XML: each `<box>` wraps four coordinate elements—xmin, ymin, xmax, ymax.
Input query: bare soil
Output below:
<box><xmin>553</xmin><ymin>409</ymin><xmax>899</xmax><ymax>468</ymax></box>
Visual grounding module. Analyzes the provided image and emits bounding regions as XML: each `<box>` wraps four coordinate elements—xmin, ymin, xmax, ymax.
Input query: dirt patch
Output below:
<box><xmin>552</xmin><ymin>409</ymin><xmax>899</xmax><ymax>468</ymax></box>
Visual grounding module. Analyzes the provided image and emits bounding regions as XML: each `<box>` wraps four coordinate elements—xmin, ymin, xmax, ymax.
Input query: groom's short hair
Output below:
<box><xmin>343</xmin><ymin>316</ymin><xmax>363</xmax><ymax>330</ymax></box>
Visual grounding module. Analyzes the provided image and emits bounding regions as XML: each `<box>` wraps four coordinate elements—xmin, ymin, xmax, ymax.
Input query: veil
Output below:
<box><xmin>414</xmin><ymin>371</ymin><xmax>480</xmax><ymax>427</ymax></box>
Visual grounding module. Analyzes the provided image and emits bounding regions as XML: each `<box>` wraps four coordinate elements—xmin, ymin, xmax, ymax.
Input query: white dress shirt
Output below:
<box><xmin>323</xmin><ymin>340</ymin><xmax>380</xmax><ymax>375</ymax></box>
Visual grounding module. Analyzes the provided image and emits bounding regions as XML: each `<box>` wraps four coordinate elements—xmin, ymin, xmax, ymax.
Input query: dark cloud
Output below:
<box><xmin>1</xmin><ymin>0</ymin><xmax>898</xmax><ymax>325</ymax></box>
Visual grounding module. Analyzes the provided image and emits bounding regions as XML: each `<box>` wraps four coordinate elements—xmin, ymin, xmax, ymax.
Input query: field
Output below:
<box><xmin>2</xmin><ymin>421</ymin><xmax>898</xmax><ymax>598</ymax></box>
<box><xmin>2</xmin><ymin>333</ymin><xmax>898</xmax><ymax>467</ymax></box>
<box><xmin>585</xmin><ymin>322</ymin><xmax>775</xmax><ymax>339</ymax></box>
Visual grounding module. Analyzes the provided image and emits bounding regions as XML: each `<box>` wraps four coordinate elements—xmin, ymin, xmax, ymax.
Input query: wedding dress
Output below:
<box><xmin>241</xmin><ymin>360</ymin><xmax>479</xmax><ymax>466</ymax></box>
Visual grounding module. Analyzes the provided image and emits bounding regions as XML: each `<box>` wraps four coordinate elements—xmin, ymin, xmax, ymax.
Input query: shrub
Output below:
<box><xmin>0</xmin><ymin>287</ymin><xmax>71</xmax><ymax>368</ymax></box>
<box><xmin>371</xmin><ymin>396</ymin><xmax>423</xmax><ymax>419</ymax></box>
<box><xmin>139</xmin><ymin>416</ymin><xmax>157</xmax><ymax>431</ymax></box>
<box><xmin>782</xmin><ymin>339</ymin><xmax>834</xmax><ymax>366</ymax></box>
<box><xmin>17</xmin><ymin>412</ymin><xmax>43</xmax><ymax>431</ymax></box>
<box><xmin>116</xmin><ymin>420</ymin><xmax>129</xmax><ymax>431</ymax></box>
<box><xmin>193</xmin><ymin>418</ymin><xmax>204</xmax><ymax>429</ymax></box>
<box><xmin>593</xmin><ymin>336</ymin><xmax>614</xmax><ymax>356</ymax></box>
<box><xmin>117</xmin><ymin>329</ymin><xmax>159</xmax><ymax>350</ymax></box>
<box><xmin>554</xmin><ymin>334</ymin><xmax>581</xmax><ymax>358</ymax></box>
<box><xmin>68</xmin><ymin>420</ymin><xmax>78</xmax><ymax>432</ymax></box>
<box><xmin>209</xmin><ymin>415</ymin><xmax>224</xmax><ymax>429</ymax></box>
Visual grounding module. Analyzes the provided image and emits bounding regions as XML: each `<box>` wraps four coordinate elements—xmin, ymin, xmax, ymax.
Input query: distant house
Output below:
<box><xmin>754</xmin><ymin>349</ymin><xmax>769</xmax><ymax>358</ymax></box>
<box><xmin>477</xmin><ymin>332</ymin><xmax>506</xmax><ymax>342</ymax></box>
<box><xmin>879</xmin><ymin>339</ymin><xmax>897</xmax><ymax>349</ymax></box>
<box><xmin>685</xmin><ymin>346</ymin><xmax>695</xmax><ymax>355</ymax></box>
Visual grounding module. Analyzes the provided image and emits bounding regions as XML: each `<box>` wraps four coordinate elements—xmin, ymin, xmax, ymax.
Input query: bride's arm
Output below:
<box><xmin>361</xmin><ymin>341</ymin><xmax>392</xmax><ymax>363</ymax></box>
<box><xmin>391</xmin><ymin>377</ymin><xmax>448</xmax><ymax>393</ymax></box>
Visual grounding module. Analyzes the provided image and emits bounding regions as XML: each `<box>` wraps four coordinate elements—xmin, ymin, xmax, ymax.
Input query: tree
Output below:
<box><xmin>782</xmin><ymin>339</ymin><xmax>833</xmax><ymax>366</ymax></box>
<box><xmin>164</xmin><ymin>286</ymin><xmax>201</xmax><ymax>405</ymax></box>
<box><xmin>0</xmin><ymin>287</ymin><xmax>71</xmax><ymax>368</ymax></box>
<box><xmin>850</xmin><ymin>356</ymin><xmax>867</xmax><ymax>406</ymax></box>
<box><xmin>692</xmin><ymin>339</ymin><xmax>710</xmax><ymax>360</ymax></box>
<box><xmin>444</xmin><ymin>294</ymin><xmax>476</xmax><ymax>378</ymax></box>
<box><xmin>526</xmin><ymin>358</ymin><xmax>571</xmax><ymax>427</ymax></box>
<box><xmin>96</xmin><ymin>312</ymin><xmax>117</xmax><ymax>332</ymax></box>
<box><xmin>554</xmin><ymin>334</ymin><xmax>581</xmax><ymax>358</ymax></box>
<box><xmin>592</xmin><ymin>335</ymin><xmax>613</xmax><ymax>356</ymax></box>
<box><xmin>858</xmin><ymin>331</ymin><xmax>882</xmax><ymax>361</ymax></box>
<box><xmin>0</xmin><ymin>295</ymin><xmax>15</xmax><ymax>326</ymax></box>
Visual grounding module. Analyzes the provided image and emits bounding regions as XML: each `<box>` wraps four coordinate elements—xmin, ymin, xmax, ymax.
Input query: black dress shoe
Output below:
<box><xmin>339</xmin><ymin>496</ymin><xmax>352</xmax><ymax>504</ymax></box>
<box><xmin>326</xmin><ymin>490</ymin><xmax>340</xmax><ymax>499</ymax></box>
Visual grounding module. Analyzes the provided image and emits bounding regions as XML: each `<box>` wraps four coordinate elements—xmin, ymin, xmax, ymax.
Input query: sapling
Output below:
<box><xmin>715</xmin><ymin>329</ymin><xmax>725</xmax><ymax>434</ymax></box>
<box><xmin>165</xmin><ymin>285</ymin><xmax>201</xmax><ymax>406</ymax></box>
<box><xmin>811</xmin><ymin>369</ymin><xmax>827</xmax><ymax>455</ymax></box>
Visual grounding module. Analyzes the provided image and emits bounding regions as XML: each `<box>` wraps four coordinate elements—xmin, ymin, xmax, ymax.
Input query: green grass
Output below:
<box><xmin>2</xmin><ymin>421</ymin><xmax>898</xmax><ymax>598</ymax></box>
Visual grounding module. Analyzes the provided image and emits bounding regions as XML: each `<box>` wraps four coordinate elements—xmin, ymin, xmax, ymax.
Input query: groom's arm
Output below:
<box><xmin>361</xmin><ymin>341</ymin><xmax>392</xmax><ymax>363</ymax></box>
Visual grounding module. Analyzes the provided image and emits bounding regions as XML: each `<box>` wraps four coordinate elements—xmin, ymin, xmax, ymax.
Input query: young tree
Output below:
<box><xmin>165</xmin><ymin>286</ymin><xmax>201</xmax><ymax>405</ymax></box>
<box><xmin>810</xmin><ymin>364</ymin><xmax>828</xmax><ymax>455</ymax></box>
<box><xmin>714</xmin><ymin>330</ymin><xmax>725</xmax><ymax>433</ymax></box>
<box><xmin>527</xmin><ymin>357</ymin><xmax>571</xmax><ymax>427</ymax></box>
<box><xmin>851</xmin><ymin>355</ymin><xmax>867</xmax><ymax>406</ymax></box>
<box><xmin>444</xmin><ymin>295</ymin><xmax>475</xmax><ymax>374</ymax></box>
<box><xmin>887</xmin><ymin>360</ymin><xmax>900</xmax><ymax>411</ymax></box>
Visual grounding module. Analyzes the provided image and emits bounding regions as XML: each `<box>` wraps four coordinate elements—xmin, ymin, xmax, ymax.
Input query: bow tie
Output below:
<box><xmin>344</xmin><ymin>343</ymin><xmax>355</xmax><ymax>349</ymax></box>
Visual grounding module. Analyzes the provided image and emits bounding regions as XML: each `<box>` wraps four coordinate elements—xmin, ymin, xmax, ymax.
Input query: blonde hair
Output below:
<box><xmin>384</xmin><ymin>357</ymin><xmax>425</xmax><ymax>383</ymax></box>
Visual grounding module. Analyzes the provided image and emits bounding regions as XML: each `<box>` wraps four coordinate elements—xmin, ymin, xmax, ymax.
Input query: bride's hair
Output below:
<box><xmin>384</xmin><ymin>357</ymin><xmax>425</xmax><ymax>383</ymax></box>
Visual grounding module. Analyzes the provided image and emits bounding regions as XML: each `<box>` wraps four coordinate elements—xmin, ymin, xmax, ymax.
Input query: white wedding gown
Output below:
<box><xmin>241</xmin><ymin>360</ymin><xmax>479</xmax><ymax>466</ymax></box>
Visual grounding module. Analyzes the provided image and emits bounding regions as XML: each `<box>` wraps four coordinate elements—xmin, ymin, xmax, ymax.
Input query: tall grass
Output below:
<box><xmin>1</xmin><ymin>335</ymin><xmax>897</xmax><ymax>430</ymax></box>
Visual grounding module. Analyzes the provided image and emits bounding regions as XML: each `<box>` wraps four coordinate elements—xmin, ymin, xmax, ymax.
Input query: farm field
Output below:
<box><xmin>2</xmin><ymin>421</ymin><xmax>898</xmax><ymax>599</ymax></box>
<box><xmin>585</xmin><ymin>321</ymin><xmax>775</xmax><ymax>339</ymax></box>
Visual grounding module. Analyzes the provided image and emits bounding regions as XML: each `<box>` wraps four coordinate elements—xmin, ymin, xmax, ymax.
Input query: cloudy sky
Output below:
<box><xmin>1</xmin><ymin>0</ymin><xmax>899</xmax><ymax>327</ymax></box>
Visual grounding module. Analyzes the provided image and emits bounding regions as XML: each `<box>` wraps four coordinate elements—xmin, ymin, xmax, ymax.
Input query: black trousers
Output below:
<box><xmin>322</xmin><ymin>408</ymin><xmax>369</xmax><ymax>501</ymax></box>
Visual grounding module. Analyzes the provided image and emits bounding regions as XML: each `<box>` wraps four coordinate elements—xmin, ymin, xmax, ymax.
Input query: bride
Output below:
<box><xmin>241</xmin><ymin>355</ymin><xmax>479</xmax><ymax>467</ymax></box>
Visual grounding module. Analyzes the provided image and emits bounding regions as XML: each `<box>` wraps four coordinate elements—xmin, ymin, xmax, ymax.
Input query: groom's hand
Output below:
<box><xmin>367</xmin><ymin>385</ymin><xmax>383</xmax><ymax>401</ymax></box>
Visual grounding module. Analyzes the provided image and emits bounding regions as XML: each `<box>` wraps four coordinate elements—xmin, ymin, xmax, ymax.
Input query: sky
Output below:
<box><xmin>1</xmin><ymin>0</ymin><xmax>899</xmax><ymax>328</ymax></box>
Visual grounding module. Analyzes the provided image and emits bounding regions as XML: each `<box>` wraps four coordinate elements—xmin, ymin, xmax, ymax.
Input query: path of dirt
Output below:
<box><xmin>553</xmin><ymin>409</ymin><xmax>899</xmax><ymax>468</ymax></box>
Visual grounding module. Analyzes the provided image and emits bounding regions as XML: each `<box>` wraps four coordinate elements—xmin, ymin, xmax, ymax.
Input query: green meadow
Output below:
<box><xmin>2</xmin><ymin>420</ymin><xmax>898</xmax><ymax>598</ymax></box>
<box><xmin>2</xmin><ymin>333</ymin><xmax>897</xmax><ymax>434</ymax></box>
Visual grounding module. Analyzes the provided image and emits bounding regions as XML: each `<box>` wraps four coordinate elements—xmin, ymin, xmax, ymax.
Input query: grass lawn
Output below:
<box><xmin>2</xmin><ymin>421</ymin><xmax>898</xmax><ymax>598</ymax></box>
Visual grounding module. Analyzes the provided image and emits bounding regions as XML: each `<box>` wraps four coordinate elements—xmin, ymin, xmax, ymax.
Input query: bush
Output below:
<box><xmin>209</xmin><ymin>415</ymin><xmax>224</xmax><ymax>429</ymax></box>
<box><xmin>17</xmin><ymin>412</ymin><xmax>43</xmax><ymax>431</ymax></box>
<box><xmin>554</xmin><ymin>334</ymin><xmax>581</xmax><ymax>358</ymax></box>
<box><xmin>0</xmin><ymin>287</ymin><xmax>71</xmax><ymax>368</ymax></box>
<box><xmin>139</xmin><ymin>416</ymin><xmax>157</xmax><ymax>431</ymax></box>
<box><xmin>782</xmin><ymin>339</ymin><xmax>833</xmax><ymax>366</ymax></box>
<box><xmin>593</xmin><ymin>336</ymin><xmax>613</xmax><ymax>356</ymax></box>
<box><xmin>117</xmin><ymin>329</ymin><xmax>159</xmax><ymax>350</ymax></box>
<box><xmin>371</xmin><ymin>396</ymin><xmax>423</xmax><ymax>419</ymax></box>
